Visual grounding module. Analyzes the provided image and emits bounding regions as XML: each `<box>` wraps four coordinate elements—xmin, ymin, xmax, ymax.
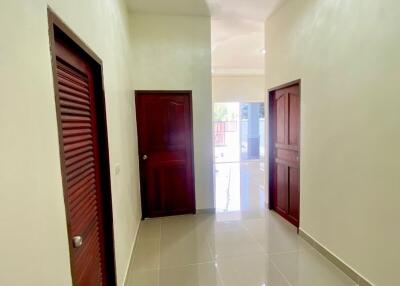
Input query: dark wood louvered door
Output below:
<box><xmin>269</xmin><ymin>82</ymin><xmax>300</xmax><ymax>227</ymax></box>
<box><xmin>50</xmin><ymin>17</ymin><xmax>116</xmax><ymax>286</ymax></box>
<box><xmin>135</xmin><ymin>91</ymin><xmax>195</xmax><ymax>218</ymax></box>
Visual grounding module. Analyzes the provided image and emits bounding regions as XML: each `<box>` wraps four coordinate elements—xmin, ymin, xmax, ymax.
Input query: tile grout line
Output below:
<box><xmin>205</xmin><ymin>230</ymin><xmax>226</xmax><ymax>286</ymax></box>
<box><xmin>269</xmin><ymin>257</ymin><xmax>294</xmax><ymax>286</ymax></box>
<box><xmin>159</xmin><ymin>216</ymin><xmax>225</xmax><ymax>285</ymax></box>
<box><xmin>237</xmin><ymin>218</ymin><xmax>269</xmax><ymax>252</ymax></box>
<box><xmin>133</xmin><ymin>260</ymin><xmax>220</xmax><ymax>273</ymax></box>
<box><xmin>239</xmin><ymin>216</ymin><xmax>306</xmax><ymax>286</ymax></box>
<box><xmin>240</xmin><ymin>218</ymin><xmax>295</xmax><ymax>286</ymax></box>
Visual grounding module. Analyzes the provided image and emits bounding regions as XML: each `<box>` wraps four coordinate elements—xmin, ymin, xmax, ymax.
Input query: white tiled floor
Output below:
<box><xmin>125</xmin><ymin>162</ymin><xmax>357</xmax><ymax>286</ymax></box>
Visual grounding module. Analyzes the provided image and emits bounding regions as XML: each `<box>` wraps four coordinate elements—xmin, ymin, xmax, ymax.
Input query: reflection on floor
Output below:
<box><xmin>215</xmin><ymin>161</ymin><xmax>265</xmax><ymax>214</ymax></box>
<box><xmin>125</xmin><ymin>161</ymin><xmax>357</xmax><ymax>286</ymax></box>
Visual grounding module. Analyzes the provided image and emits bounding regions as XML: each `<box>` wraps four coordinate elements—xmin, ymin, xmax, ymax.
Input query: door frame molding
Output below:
<box><xmin>267</xmin><ymin>79</ymin><xmax>301</xmax><ymax>227</ymax></box>
<box><xmin>135</xmin><ymin>90</ymin><xmax>196</xmax><ymax>219</ymax></box>
<box><xmin>47</xmin><ymin>8</ymin><xmax>117</xmax><ymax>285</ymax></box>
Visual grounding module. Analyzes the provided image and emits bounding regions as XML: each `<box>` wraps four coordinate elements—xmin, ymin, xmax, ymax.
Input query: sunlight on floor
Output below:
<box><xmin>215</xmin><ymin>161</ymin><xmax>265</xmax><ymax>213</ymax></box>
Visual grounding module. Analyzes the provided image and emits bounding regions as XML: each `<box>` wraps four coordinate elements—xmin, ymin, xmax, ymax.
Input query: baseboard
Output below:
<box><xmin>122</xmin><ymin>221</ymin><xmax>141</xmax><ymax>286</ymax></box>
<box><xmin>196</xmin><ymin>208</ymin><xmax>216</xmax><ymax>214</ymax></box>
<box><xmin>299</xmin><ymin>229</ymin><xmax>374</xmax><ymax>286</ymax></box>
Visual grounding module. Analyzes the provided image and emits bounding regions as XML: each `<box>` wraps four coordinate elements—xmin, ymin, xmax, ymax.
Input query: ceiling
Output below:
<box><xmin>126</xmin><ymin>0</ymin><xmax>285</xmax><ymax>75</ymax></box>
<box><xmin>209</xmin><ymin>0</ymin><xmax>284</xmax><ymax>75</ymax></box>
<box><xmin>211</xmin><ymin>18</ymin><xmax>266</xmax><ymax>75</ymax></box>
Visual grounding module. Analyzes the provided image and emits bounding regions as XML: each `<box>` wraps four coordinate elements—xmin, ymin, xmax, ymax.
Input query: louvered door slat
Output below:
<box><xmin>65</xmin><ymin>150</ymin><xmax>94</xmax><ymax>167</ymax></box>
<box><xmin>62</xmin><ymin>122</ymin><xmax>92</xmax><ymax>130</ymax></box>
<box><xmin>71</xmin><ymin>195</ymin><xmax>97</xmax><ymax>233</ymax></box>
<box><xmin>56</xmin><ymin>56</ymin><xmax>104</xmax><ymax>286</ymax></box>
<box><xmin>69</xmin><ymin>179</ymin><xmax>96</xmax><ymax>203</ymax></box>
<box><xmin>57</xmin><ymin>65</ymin><xmax>89</xmax><ymax>88</ymax></box>
<box><xmin>64</xmin><ymin>146</ymin><xmax>93</xmax><ymax>162</ymax></box>
<box><xmin>61</xmin><ymin>107</ymin><xmax>91</xmax><ymax>117</ymax></box>
<box><xmin>67</xmin><ymin>168</ymin><xmax>96</xmax><ymax>189</ymax></box>
<box><xmin>64</xmin><ymin>134</ymin><xmax>93</xmax><ymax>145</ymax></box>
<box><xmin>57</xmin><ymin>76</ymin><xmax>90</xmax><ymax>97</ymax></box>
<box><xmin>60</xmin><ymin>99</ymin><xmax>91</xmax><ymax>111</ymax></box>
<box><xmin>62</xmin><ymin>115</ymin><xmax>92</xmax><ymax>123</ymax></box>
<box><xmin>63</xmin><ymin>128</ymin><xmax>92</xmax><ymax>137</ymax></box>
<box><xmin>65</xmin><ymin>157</ymin><xmax>95</xmax><ymax>177</ymax></box>
<box><xmin>58</xmin><ymin>88</ymin><xmax>91</xmax><ymax>101</ymax></box>
<box><xmin>64</xmin><ymin>140</ymin><xmax>93</xmax><ymax>153</ymax></box>
<box><xmin>75</xmin><ymin>223</ymin><xmax>102</xmax><ymax>285</ymax></box>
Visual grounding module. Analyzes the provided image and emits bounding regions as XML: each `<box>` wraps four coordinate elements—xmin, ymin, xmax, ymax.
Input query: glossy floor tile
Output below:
<box><xmin>126</xmin><ymin>162</ymin><xmax>357</xmax><ymax>286</ymax></box>
<box><xmin>208</xmin><ymin>224</ymin><xmax>264</xmax><ymax>258</ymax></box>
<box><xmin>216</xmin><ymin>254</ymin><xmax>290</xmax><ymax>286</ymax></box>
<box><xmin>136</xmin><ymin>219</ymin><xmax>162</xmax><ymax>242</ymax></box>
<box><xmin>159</xmin><ymin>263</ymin><xmax>222</xmax><ymax>286</ymax></box>
<box><xmin>126</xmin><ymin>269</ymin><xmax>158</xmax><ymax>286</ymax></box>
<box><xmin>242</xmin><ymin>217</ymin><xmax>311</xmax><ymax>254</ymax></box>
<box><xmin>215</xmin><ymin>161</ymin><xmax>265</xmax><ymax>213</ymax></box>
<box><xmin>160</xmin><ymin>233</ymin><xmax>213</xmax><ymax>268</ymax></box>
<box><xmin>130</xmin><ymin>238</ymin><xmax>160</xmax><ymax>271</ymax></box>
<box><xmin>270</xmin><ymin>249</ymin><xmax>356</xmax><ymax>286</ymax></box>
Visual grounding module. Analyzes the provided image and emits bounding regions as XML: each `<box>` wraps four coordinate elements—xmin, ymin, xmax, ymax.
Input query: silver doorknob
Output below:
<box><xmin>142</xmin><ymin>155</ymin><xmax>148</xmax><ymax>160</ymax></box>
<box><xmin>72</xmin><ymin>236</ymin><xmax>83</xmax><ymax>248</ymax></box>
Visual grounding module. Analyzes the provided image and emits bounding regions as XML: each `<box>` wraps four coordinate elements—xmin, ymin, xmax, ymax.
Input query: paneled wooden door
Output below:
<box><xmin>136</xmin><ymin>91</ymin><xmax>196</xmax><ymax>218</ymax></box>
<box><xmin>49</xmin><ymin>11</ymin><xmax>116</xmax><ymax>286</ymax></box>
<box><xmin>269</xmin><ymin>81</ymin><xmax>300</xmax><ymax>227</ymax></box>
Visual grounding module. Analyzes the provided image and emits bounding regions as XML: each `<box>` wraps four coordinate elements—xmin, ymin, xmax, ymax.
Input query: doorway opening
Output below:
<box><xmin>213</xmin><ymin>102</ymin><xmax>265</xmax><ymax>163</ymax></box>
<box><xmin>213</xmin><ymin>102</ymin><xmax>266</xmax><ymax>214</ymax></box>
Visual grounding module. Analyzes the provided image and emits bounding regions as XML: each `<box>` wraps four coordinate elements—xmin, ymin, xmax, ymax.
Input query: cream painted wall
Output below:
<box><xmin>212</xmin><ymin>75</ymin><xmax>265</xmax><ymax>103</ymax></box>
<box><xmin>129</xmin><ymin>13</ymin><xmax>214</xmax><ymax>210</ymax></box>
<box><xmin>0</xmin><ymin>0</ymin><xmax>141</xmax><ymax>285</ymax></box>
<box><xmin>265</xmin><ymin>1</ymin><xmax>400</xmax><ymax>285</ymax></box>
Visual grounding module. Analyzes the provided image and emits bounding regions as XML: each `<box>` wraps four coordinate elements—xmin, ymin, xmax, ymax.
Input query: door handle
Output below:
<box><xmin>142</xmin><ymin>155</ymin><xmax>148</xmax><ymax>160</ymax></box>
<box><xmin>72</xmin><ymin>236</ymin><xmax>83</xmax><ymax>248</ymax></box>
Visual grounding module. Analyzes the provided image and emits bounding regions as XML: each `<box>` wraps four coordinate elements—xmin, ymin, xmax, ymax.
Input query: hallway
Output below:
<box><xmin>1</xmin><ymin>0</ymin><xmax>399</xmax><ymax>285</ymax></box>
<box><xmin>125</xmin><ymin>162</ymin><xmax>356</xmax><ymax>286</ymax></box>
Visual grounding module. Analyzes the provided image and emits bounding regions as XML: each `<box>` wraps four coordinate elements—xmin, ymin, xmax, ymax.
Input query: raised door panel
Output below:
<box><xmin>166</xmin><ymin>100</ymin><xmax>187</xmax><ymax>148</ymax></box>
<box><xmin>275</xmin><ymin>94</ymin><xmax>286</xmax><ymax>145</ymax></box>
<box><xmin>143</xmin><ymin>97</ymin><xmax>187</xmax><ymax>151</ymax></box>
<box><xmin>163</xmin><ymin>164</ymin><xmax>190</xmax><ymax>212</ymax></box>
<box><xmin>288</xmin><ymin>92</ymin><xmax>300</xmax><ymax>147</ymax></box>
<box><xmin>288</xmin><ymin>166</ymin><xmax>300</xmax><ymax>224</ymax></box>
<box><xmin>275</xmin><ymin>163</ymin><xmax>288</xmax><ymax>214</ymax></box>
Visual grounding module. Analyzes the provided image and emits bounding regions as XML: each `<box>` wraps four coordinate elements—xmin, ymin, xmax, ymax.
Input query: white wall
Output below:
<box><xmin>0</xmin><ymin>0</ymin><xmax>141</xmax><ymax>285</ymax></box>
<box><xmin>129</xmin><ymin>13</ymin><xmax>214</xmax><ymax>210</ymax></box>
<box><xmin>212</xmin><ymin>75</ymin><xmax>265</xmax><ymax>103</ymax></box>
<box><xmin>265</xmin><ymin>1</ymin><xmax>400</xmax><ymax>285</ymax></box>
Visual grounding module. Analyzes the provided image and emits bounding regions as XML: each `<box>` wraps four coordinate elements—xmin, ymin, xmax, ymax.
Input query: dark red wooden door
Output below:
<box><xmin>271</xmin><ymin>83</ymin><xmax>300</xmax><ymax>227</ymax></box>
<box><xmin>136</xmin><ymin>91</ymin><xmax>196</xmax><ymax>218</ymax></box>
<box><xmin>54</xmin><ymin>32</ymin><xmax>108</xmax><ymax>285</ymax></box>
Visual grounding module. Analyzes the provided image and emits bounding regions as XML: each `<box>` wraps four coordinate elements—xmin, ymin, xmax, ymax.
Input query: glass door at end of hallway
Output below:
<box><xmin>213</xmin><ymin>102</ymin><xmax>265</xmax><ymax>163</ymax></box>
